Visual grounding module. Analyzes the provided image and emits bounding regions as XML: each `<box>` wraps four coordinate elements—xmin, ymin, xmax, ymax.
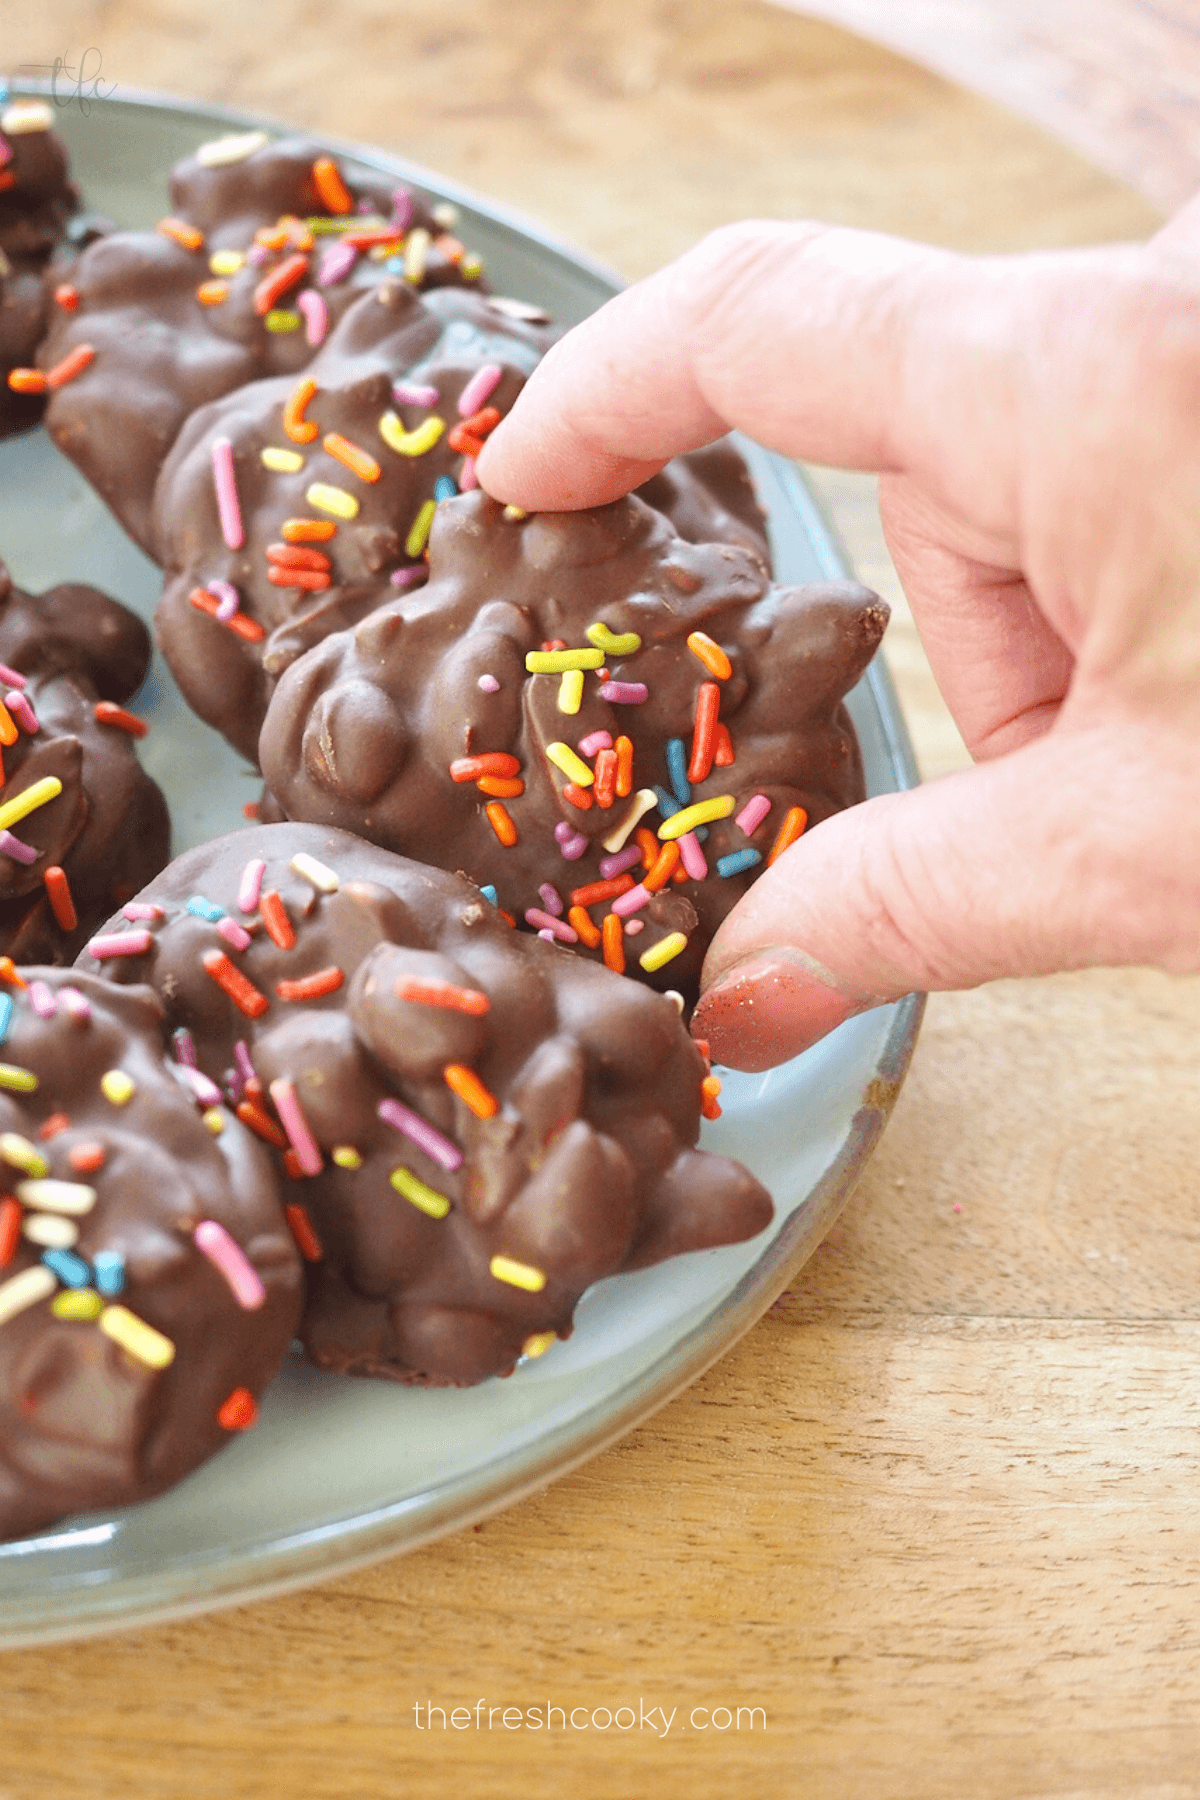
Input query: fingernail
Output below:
<box><xmin>691</xmin><ymin>950</ymin><xmax>870</xmax><ymax>1072</ymax></box>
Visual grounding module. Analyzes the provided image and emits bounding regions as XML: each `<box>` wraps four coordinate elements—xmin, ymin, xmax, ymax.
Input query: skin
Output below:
<box><xmin>476</xmin><ymin>203</ymin><xmax>1200</xmax><ymax>1071</ymax></box>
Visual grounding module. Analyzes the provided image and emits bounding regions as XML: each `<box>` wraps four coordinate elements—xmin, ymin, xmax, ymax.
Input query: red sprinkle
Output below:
<box><xmin>450</xmin><ymin>753</ymin><xmax>521</xmax><ymax>782</ymax></box>
<box><xmin>44</xmin><ymin>866</ymin><xmax>78</xmax><ymax>932</ymax></box>
<box><xmin>217</xmin><ymin>1387</ymin><xmax>258</xmax><ymax>1431</ymax></box>
<box><xmin>562</xmin><ymin>782</ymin><xmax>592</xmax><ymax>811</ymax></box>
<box><xmin>266</xmin><ymin>542</ymin><xmax>331</xmax><ymax>571</ymax></box>
<box><xmin>277</xmin><ymin>966</ymin><xmax>344</xmax><ymax>1001</ymax></box>
<box><xmin>236</xmin><ymin>1100</ymin><xmax>288</xmax><ymax>1149</ymax></box>
<box><xmin>189</xmin><ymin>586</ymin><xmax>265</xmax><ymax>642</ymax></box>
<box><xmin>284</xmin><ymin>1202</ymin><xmax>324</xmax><ymax>1261</ymax></box>
<box><xmin>253</xmin><ymin>252</ymin><xmax>310</xmax><ymax>317</ymax></box>
<box><xmin>38</xmin><ymin>1112</ymin><xmax>71</xmax><ymax>1141</ymax></box>
<box><xmin>571</xmin><ymin>875</ymin><xmax>635</xmax><ymax>908</ymax></box>
<box><xmin>266</xmin><ymin>565</ymin><xmax>331</xmax><ymax>591</ymax></box>
<box><xmin>593</xmin><ymin>748</ymin><xmax>617</xmax><ymax>809</ymax></box>
<box><xmin>688</xmin><ymin>681</ymin><xmax>721</xmax><ymax>783</ymax></box>
<box><xmin>203</xmin><ymin>949</ymin><xmax>270</xmax><ymax>1018</ymax></box>
<box><xmin>94</xmin><ymin>701</ymin><xmax>148</xmax><ymax>737</ymax></box>
<box><xmin>713</xmin><ymin>722</ymin><xmax>735</xmax><ymax>767</ymax></box>
<box><xmin>69</xmin><ymin>1142</ymin><xmax>106</xmax><ymax>1173</ymax></box>
<box><xmin>46</xmin><ymin>344</ymin><xmax>96</xmax><ymax>390</ymax></box>
<box><xmin>54</xmin><ymin>283</ymin><xmax>80</xmax><ymax>311</ymax></box>
<box><xmin>259</xmin><ymin>890</ymin><xmax>296</xmax><ymax>950</ymax></box>
<box><xmin>0</xmin><ymin>1197</ymin><xmax>21</xmax><ymax>1268</ymax></box>
<box><xmin>395</xmin><ymin>978</ymin><xmax>490</xmax><ymax>1016</ymax></box>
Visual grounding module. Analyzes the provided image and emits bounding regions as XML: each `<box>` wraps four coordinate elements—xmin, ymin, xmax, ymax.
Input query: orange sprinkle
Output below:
<box><xmin>44</xmin><ymin>865</ymin><xmax>77</xmax><ymax>932</ymax></box>
<box><xmin>562</xmin><ymin>782</ymin><xmax>592</xmax><ymax>810</ymax></box>
<box><xmin>259</xmin><ymin>890</ymin><xmax>295</xmax><ymax>950</ymax></box>
<box><xmin>571</xmin><ymin>875</ymin><xmax>634</xmax><ymax>908</ymax></box>
<box><xmin>614</xmin><ymin>735</ymin><xmax>633</xmax><ymax>798</ymax></box>
<box><xmin>38</xmin><ymin>1112</ymin><xmax>71</xmax><ymax>1141</ymax></box>
<box><xmin>266</xmin><ymin>565</ymin><xmax>331</xmax><ymax>592</ymax></box>
<box><xmin>476</xmin><ymin>775</ymin><xmax>524</xmax><ymax>798</ymax></box>
<box><xmin>394</xmin><ymin>978</ymin><xmax>490</xmax><ymax>1016</ymax></box>
<box><xmin>767</xmin><ymin>804</ymin><xmax>808</xmax><ymax>865</ymax></box>
<box><xmin>434</xmin><ymin>232</ymin><xmax>464</xmax><ymax>263</ymax></box>
<box><xmin>157</xmin><ymin>216</ymin><xmax>204</xmax><ymax>251</ymax></box>
<box><xmin>0</xmin><ymin>172</ymin><xmax>13</xmax><ymax>196</ymax></box>
<box><xmin>284</xmin><ymin>1202</ymin><xmax>324</xmax><ymax>1261</ymax></box>
<box><xmin>46</xmin><ymin>344</ymin><xmax>95</xmax><ymax>390</ymax></box>
<box><xmin>312</xmin><ymin>155</ymin><xmax>354</xmax><ymax>214</ymax></box>
<box><xmin>0</xmin><ymin>701</ymin><xmax>17</xmax><ymax>747</ymax></box>
<box><xmin>323</xmin><ymin>431</ymin><xmax>381</xmax><ymax>483</ymax></box>
<box><xmin>593</xmin><ymin>748</ymin><xmax>617</xmax><ymax>809</ymax></box>
<box><xmin>256</xmin><ymin>223</ymin><xmax>290</xmax><ymax>252</ymax></box>
<box><xmin>236</xmin><ymin>1100</ymin><xmax>288</xmax><ymax>1149</ymax></box>
<box><xmin>671</xmin><ymin>863</ymin><xmax>689</xmax><ymax>884</ymax></box>
<box><xmin>69</xmin><ymin>1142</ymin><xmax>106</xmax><ymax>1173</ymax></box>
<box><xmin>281</xmin><ymin>1149</ymin><xmax>305</xmax><ymax>1180</ymax></box>
<box><xmin>0</xmin><ymin>1197</ymin><xmax>20</xmax><ymax>1268</ymax></box>
<box><xmin>701</xmin><ymin>1074</ymin><xmax>723</xmax><ymax>1121</ymax></box>
<box><xmin>601</xmin><ymin>912</ymin><xmax>625</xmax><ymax>974</ymax></box>
<box><xmin>568</xmin><ymin>905</ymin><xmax>601</xmax><ymax>948</ymax></box>
<box><xmin>203</xmin><ymin>949</ymin><xmax>269</xmax><ymax>1019</ymax></box>
<box><xmin>284</xmin><ymin>377</ymin><xmax>319</xmax><ymax>444</ymax></box>
<box><xmin>450</xmin><ymin>753</ymin><xmax>521</xmax><ymax>782</ymax></box>
<box><xmin>687</xmin><ymin>631</ymin><xmax>732</xmax><ymax>680</ymax></box>
<box><xmin>636</xmin><ymin>827</ymin><xmax>659</xmax><ymax>872</ymax></box>
<box><xmin>243</xmin><ymin>801</ymin><xmax>259</xmax><ymax>820</ymax></box>
<box><xmin>7</xmin><ymin>369</ymin><xmax>46</xmax><ymax>395</ymax></box>
<box><xmin>643</xmin><ymin>840</ymin><xmax>681</xmax><ymax>894</ymax></box>
<box><xmin>281</xmin><ymin>517</ymin><xmax>337</xmax><ymax>543</ymax></box>
<box><xmin>197</xmin><ymin>279</ymin><xmax>228</xmax><ymax>306</ymax></box>
<box><xmin>54</xmin><ymin>283</ymin><xmax>79</xmax><ymax>312</ymax></box>
<box><xmin>94</xmin><ymin>701</ymin><xmax>147</xmax><ymax>737</ymax></box>
<box><xmin>444</xmin><ymin>1063</ymin><xmax>498</xmax><ymax>1119</ymax></box>
<box><xmin>253</xmin><ymin>252</ymin><xmax>309</xmax><ymax>317</ymax></box>
<box><xmin>688</xmin><ymin>681</ymin><xmax>721</xmax><ymax>783</ymax></box>
<box><xmin>188</xmin><ymin>586</ymin><xmax>265</xmax><ymax>643</ymax></box>
<box><xmin>486</xmin><ymin>801</ymin><xmax>518</xmax><ymax>846</ymax></box>
<box><xmin>217</xmin><ymin>1387</ymin><xmax>258</xmax><ymax>1431</ymax></box>
<box><xmin>713</xmin><ymin>722</ymin><xmax>735</xmax><ymax>767</ymax></box>
<box><xmin>497</xmin><ymin>908</ymin><xmax>516</xmax><ymax>929</ymax></box>
<box><xmin>0</xmin><ymin>959</ymin><xmax>25</xmax><ymax>989</ymax></box>
<box><xmin>277</xmin><ymin>966</ymin><xmax>344</xmax><ymax>1001</ymax></box>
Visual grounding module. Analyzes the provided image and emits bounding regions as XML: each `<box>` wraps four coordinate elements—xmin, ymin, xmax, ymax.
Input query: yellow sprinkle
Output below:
<box><xmin>657</xmin><ymin>795</ymin><xmax>737</xmax><ymax>840</ymax></box>
<box><xmin>0</xmin><ymin>1064</ymin><xmax>37</xmax><ymax>1094</ymax></box>
<box><xmin>306</xmin><ymin>481</ymin><xmax>359</xmax><ymax>520</ymax></box>
<box><xmin>586</xmin><ymin>622</ymin><xmax>642</xmax><ymax>657</ymax></box>
<box><xmin>522</xmin><ymin>1330</ymin><xmax>556</xmax><ymax>1359</ymax></box>
<box><xmin>52</xmin><ymin>1288</ymin><xmax>105</xmax><ymax>1321</ymax></box>
<box><xmin>525</xmin><ymin>648</ymin><xmax>604</xmax><ymax>674</ymax></box>
<box><xmin>639</xmin><ymin>931</ymin><xmax>689</xmax><ymax>973</ymax></box>
<box><xmin>195</xmin><ymin>129</ymin><xmax>270</xmax><ymax>168</ymax></box>
<box><xmin>209</xmin><ymin>249</ymin><xmax>245</xmax><ymax>276</ymax></box>
<box><xmin>0</xmin><ymin>1265</ymin><xmax>56</xmax><ymax>1326</ymax></box>
<box><xmin>502</xmin><ymin>504</ymin><xmax>526</xmax><ymax>521</ymax></box>
<box><xmin>23</xmin><ymin>1212</ymin><xmax>79</xmax><ymax>1249</ymax></box>
<box><xmin>404</xmin><ymin>226</ymin><xmax>431</xmax><ymax>283</ymax></box>
<box><xmin>289</xmin><ymin>852</ymin><xmax>339</xmax><ymax>893</ymax></box>
<box><xmin>100</xmin><ymin>1070</ymin><xmax>136</xmax><ymax>1106</ymax></box>
<box><xmin>389</xmin><ymin>1166</ymin><xmax>450</xmax><ymax>1219</ymax></box>
<box><xmin>203</xmin><ymin>1107</ymin><xmax>225</xmax><ymax>1135</ymax></box>
<box><xmin>557</xmin><ymin>670</ymin><xmax>584</xmax><ymax>715</ymax></box>
<box><xmin>601</xmin><ymin>788</ymin><xmax>659</xmax><ymax>853</ymax></box>
<box><xmin>490</xmin><ymin>1254</ymin><xmax>546</xmax><ymax>1293</ymax></box>
<box><xmin>0</xmin><ymin>776</ymin><xmax>63</xmax><ymax>836</ymax></box>
<box><xmin>99</xmin><ymin>1305</ymin><xmax>176</xmax><ymax>1370</ymax></box>
<box><xmin>0</xmin><ymin>1133</ymin><xmax>47</xmax><ymax>1177</ymax></box>
<box><xmin>265</xmin><ymin>310</ymin><xmax>301</xmax><ymax>333</ymax></box>
<box><xmin>462</xmin><ymin>254</ymin><xmax>484</xmax><ymax>280</ymax></box>
<box><xmin>544</xmin><ymin>741</ymin><xmax>594</xmax><ymax>787</ymax></box>
<box><xmin>333</xmin><ymin>1145</ymin><xmax>363</xmax><ymax>1170</ymax></box>
<box><xmin>262</xmin><ymin>446</ymin><xmax>306</xmax><ymax>473</ymax></box>
<box><xmin>406</xmin><ymin>499</ymin><xmax>436</xmax><ymax>558</ymax></box>
<box><xmin>378</xmin><ymin>412</ymin><xmax>444</xmax><ymax>457</ymax></box>
<box><xmin>15</xmin><ymin>1178</ymin><xmax>95</xmax><ymax>1214</ymax></box>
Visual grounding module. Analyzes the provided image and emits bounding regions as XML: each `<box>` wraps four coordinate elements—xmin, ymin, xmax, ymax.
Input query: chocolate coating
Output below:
<box><xmin>0</xmin><ymin>968</ymin><xmax>301</xmax><ymax>1540</ymax></box>
<box><xmin>37</xmin><ymin>134</ymin><xmax>489</xmax><ymax>553</ymax></box>
<box><xmin>0</xmin><ymin>103</ymin><xmax>78</xmax><ymax>438</ymax></box>
<box><xmin>0</xmin><ymin>565</ymin><xmax>170</xmax><ymax>963</ymax></box>
<box><xmin>84</xmin><ymin>823</ymin><xmax>772</xmax><ymax>1386</ymax></box>
<box><xmin>259</xmin><ymin>492</ymin><xmax>886</xmax><ymax>1001</ymax></box>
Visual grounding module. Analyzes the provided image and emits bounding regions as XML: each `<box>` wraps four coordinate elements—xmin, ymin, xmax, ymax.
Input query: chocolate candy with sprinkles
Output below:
<box><xmin>0</xmin><ymin>968</ymin><xmax>301</xmax><ymax>1541</ymax></box>
<box><xmin>0</xmin><ymin>101</ymin><xmax>81</xmax><ymax>439</ymax></box>
<box><xmin>85</xmin><ymin>823</ymin><xmax>772</xmax><ymax>1388</ymax></box>
<box><xmin>258</xmin><ymin>491</ymin><xmax>886</xmax><ymax>1003</ymax></box>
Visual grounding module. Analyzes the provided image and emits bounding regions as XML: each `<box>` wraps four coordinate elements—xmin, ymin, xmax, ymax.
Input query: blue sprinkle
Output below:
<box><xmin>665</xmin><ymin>739</ymin><xmax>691</xmax><ymax>807</ymax></box>
<box><xmin>383</xmin><ymin>256</ymin><xmax>405</xmax><ymax>274</ymax></box>
<box><xmin>433</xmin><ymin>475</ymin><xmax>458</xmax><ymax>503</ymax></box>
<box><xmin>187</xmin><ymin>896</ymin><xmax>226</xmax><ymax>923</ymax></box>
<box><xmin>654</xmin><ymin>786</ymin><xmax>680</xmax><ymax>820</ymax></box>
<box><xmin>479</xmin><ymin>885</ymin><xmax>499</xmax><ymax>907</ymax></box>
<box><xmin>716</xmin><ymin>848</ymin><xmax>763</xmax><ymax>878</ymax></box>
<box><xmin>93</xmin><ymin>1250</ymin><xmax>126</xmax><ymax>1297</ymax></box>
<box><xmin>0</xmin><ymin>992</ymin><xmax>13</xmax><ymax>1046</ymax></box>
<box><xmin>42</xmin><ymin>1248</ymin><xmax>91</xmax><ymax>1289</ymax></box>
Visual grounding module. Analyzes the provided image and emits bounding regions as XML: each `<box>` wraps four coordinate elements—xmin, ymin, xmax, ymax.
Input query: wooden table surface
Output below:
<box><xmin>4</xmin><ymin>6</ymin><xmax>1197</xmax><ymax>1797</ymax></box>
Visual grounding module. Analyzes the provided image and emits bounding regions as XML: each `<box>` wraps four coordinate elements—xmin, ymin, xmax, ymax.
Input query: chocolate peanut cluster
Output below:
<box><xmin>0</xmin><ymin>98</ymin><xmax>80</xmax><ymax>438</ymax></box>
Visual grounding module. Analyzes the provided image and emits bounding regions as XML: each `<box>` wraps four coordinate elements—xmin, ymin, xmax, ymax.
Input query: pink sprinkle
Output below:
<box><xmin>237</xmin><ymin>858</ymin><xmax>265</xmax><ymax>914</ymax></box>
<box><xmin>28</xmin><ymin>981</ymin><xmax>57</xmax><ymax>1019</ymax></box>
<box><xmin>0</xmin><ymin>663</ymin><xmax>25</xmax><ymax>690</ymax></box>
<box><xmin>392</xmin><ymin>381</ymin><xmax>439</xmax><ymax>408</ymax></box>
<box><xmin>87</xmin><ymin>930</ymin><xmax>152</xmax><ymax>960</ymax></box>
<box><xmin>678</xmin><ymin>830</ymin><xmax>708</xmax><ymax>881</ymax></box>
<box><xmin>624</xmin><ymin>919</ymin><xmax>645</xmax><ymax>937</ymax></box>
<box><xmin>0</xmin><ymin>830</ymin><xmax>37</xmax><ymax>865</ymax></box>
<box><xmin>599</xmin><ymin>845</ymin><xmax>641</xmax><ymax>880</ymax></box>
<box><xmin>458</xmin><ymin>456</ymin><xmax>478</xmax><ymax>492</ymax></box>
<box><xmin>58</xmin><ymin>986</ymin><xmax>91</xmax><ymax>1021</ymax></box>
<box><xmin>211</xmin><ymin>437</ymin><xmax>244</xmax><ymax>550</ymax></box>
<box><xmin>736</xmin><ymin>794</ymin><xmax>772</xmax><ymax>837</ymax></box>
<box><xmin>537</xmin><ymin>883</ymin><xmax>563</xmax><ymax>917</ymax></box>
<box><xmin>247</xmin><ymin>243</ymin><xmax>270</xmax><ymax>266</ymax></box>
<box><xmin>612</xmin><ymin>884</ymin><xmax>652</xmax><ymax>918</ymax></box>
<box><xmin>390</xmin><ymin>566</ymin><xmax>425</xmax><ymax>588</ymax></box>
<box><xmin>390</xmin><ymin>187</ymin><xmax>414</xmax><ymax>232</ymax></box>
<box><xmin>578</xmin><ymin>730</ymin><xmax>613</xmax><ymax>758</ymax></box>
<box><xmin>173</xmin><ymin>1027</ymin><xmax>197</xmax><ymax>1067</ymax></box>
<box><xmin>0</xmin><ymin>138</ymin><xmax>11</xmax><ymax>171</ymax></box>
<box><xmin>5</xmin><ymin>691</ymin><xmax>37</xmax><ymax>734</ymax></box>
<box><xmin>123</xmin><ymin>901</ymin><xmax>164</xmax><ymax>923</ymax></box>
<box><xmin>378</xmin><ymin>1096</ymin><xmax>462</xmax><ymax>1173</ymax></box>
<box><xmin>233</xmin><ymin>1040</ymin><xmax>257</xmax><ymax>1084</ymax></box>
<box><xmin>269</xmin><ymin>1077</ymin><xmax>324</xmax><ymax>1177</ymax></box>
<box><xmin>297</xmin><ymin>288</ymin><xmax>328</xmax><ymax>347</ymax></box>
<box><xmin>477</xmin><ymin>673</ymin><xmax>500</xmax><ymax>693</ymax></box>
<box><xmin>194</xmin><ymin>1218</ymin><xmax>266</xmax><ymax>1310</ymax></box>
<box><xmin>953</xmin><ymin>1203</ymin><xmax>963</xmax><ymax>1214</ymax></box>
<box><xmin>599</xmin><ymin>682</ymin><xmax>648</xmax><ymax>704</ymax></box>
<box><xmin>318</xmin><ymin>240</ymin><xmax>357</xmax><ymax>286</ymax></box>
<box><xmin>553</xmin><ymin>822</ymin><xmax>588</xmax><ymax>860</ymax></box>
<box><xmin>525</xmin><ymin>907</ymin><xmax>577</xmax><ymax>943</ymax></box>
<box><xmin>171</xmin><ymin>1062</ymin><xmax>223</xmax><ymax>1108</ymax></box>
<box><xmin>207</xmin><ymin>578</ymin><xmax>240</xmax><ymax>623</ymax></box>
<box><xmin>457</xmin><ymin>362</ymin><xmax>502</xmax><ymax>417</ymax></box>
<box><xmin>218</xmin><ymin>916</ymin><xmax>253</xmax><ymax>951</ymax></box>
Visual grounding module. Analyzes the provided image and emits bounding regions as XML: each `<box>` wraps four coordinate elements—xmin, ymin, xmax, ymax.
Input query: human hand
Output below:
<box><xmin>476</xmin><ymin>208</ymin><xmax>1200</xmax><ymax>1071</ymax></box>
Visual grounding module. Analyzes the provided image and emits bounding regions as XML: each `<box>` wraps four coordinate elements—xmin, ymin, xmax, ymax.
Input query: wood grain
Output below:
<box><xmin>1</xmin><ymin>5</ymin><xmax>1195</xmax><ymax>1797</ymax></box>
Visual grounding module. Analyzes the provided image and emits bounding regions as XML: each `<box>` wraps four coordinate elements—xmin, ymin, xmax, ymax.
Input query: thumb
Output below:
<box><xmin>690</xmin><ymin>717</ymin><xmax>1198</xmax><ymax>1071</ymax></box>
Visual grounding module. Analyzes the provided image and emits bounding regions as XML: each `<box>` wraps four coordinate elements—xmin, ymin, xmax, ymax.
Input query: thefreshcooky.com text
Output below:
<box><xmin>412</xmin><ymin>1699</ymin><xmax>765</xmax><ymax>1735</ymax></box>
